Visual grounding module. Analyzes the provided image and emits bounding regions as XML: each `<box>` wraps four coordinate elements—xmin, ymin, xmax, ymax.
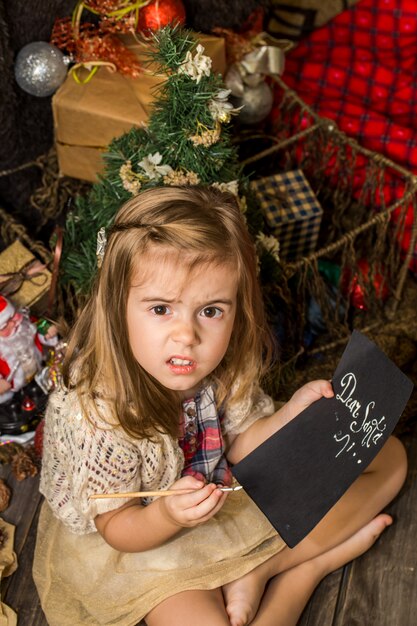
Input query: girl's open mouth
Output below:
<box><xmin>167</xmin><ymin>357</ymin><xmax>197</xmax><ymax>374</ymax></box>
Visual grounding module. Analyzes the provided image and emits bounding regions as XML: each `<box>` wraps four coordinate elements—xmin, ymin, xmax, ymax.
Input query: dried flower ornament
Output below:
<box><xmin>138</xmin><ymin>152</ymin><xmax>173</xmax><ymax>180</ymax></box>
<box><xmin>211</xmin><ymin>180</ymin><xmax>239</xmax><ymax>196</ymax></box>
<box><xmin>256</xmin><ymin>232</ymin><xmax>280</xmax><ymax>263</ymax></box>
<box><xmin>189</xmin><ymin>122</ymin><xmax>221</xmax><ymax>147</ymax></box>
<box><xmin>211</xmin><ymin>181</ymin><xmax>247</xmax><ymax>214</ymax></box>
<box><xmin>118</xmin><ymin>153</ymin><xmax>175</xmax><ymax>198</ymax></box>
<box><xmin>178</xmin><ymin>44</ymin><xmax>212</xmax><ymax>83</ymax></box>
<box><xmin>208</xmin><ymin>89</ymin><xmax>241</xmax><ymax>123</ymax></box>
<box><xmin>119</xmin><ymin>160</ymin><xmax>142</xmax><ymax>194</ymax></box>
<box><xmin>163</xmin><ymin>169</ymin><xmax>200</xmax><ymax>185</ymax></box>
<box><xmin>96</xmin><ymin>227</ymin><xmax>107</xmax><ymax>268</ymax></box>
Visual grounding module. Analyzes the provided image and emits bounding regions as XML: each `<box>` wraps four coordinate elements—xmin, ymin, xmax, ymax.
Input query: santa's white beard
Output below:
<box><xmin>0</xmin><ymin>316</ymin><xmax>42</xmax><ymax>393</ymax></box>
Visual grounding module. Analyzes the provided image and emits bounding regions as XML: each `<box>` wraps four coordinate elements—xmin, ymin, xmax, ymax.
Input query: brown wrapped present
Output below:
<box><xmin>0</xmin><ymin>241</ymin><xmax>51</xmax><ymax>314</ymax></box>
<box><xmin>52</xmin><ymin>33</ymin><xmax>226</xmax><ymax>182</ymax></box>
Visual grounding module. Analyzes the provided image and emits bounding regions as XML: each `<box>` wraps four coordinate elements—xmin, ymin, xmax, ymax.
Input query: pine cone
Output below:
<box><xmin>0</xmin><ymin>479</ymin><xmax>11</xmax><ymax>512</ymax></box>
<box><xmin>0</xmin><ymin>442</ymin><xmax>23</xmax><ymax>465</ymax></box>
<box><xmin>11</xmin><ymin>449</ymin><xmax>39</xmax><ymax>481</ymax></box>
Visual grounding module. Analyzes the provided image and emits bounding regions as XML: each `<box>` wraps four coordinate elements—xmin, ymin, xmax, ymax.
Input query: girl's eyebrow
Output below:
<box><xmin>140</xmin><ymin>296</ymin><xmax>234</xmax><ymax>306</ymax></box>
<box><xmin>139</xmin><ymin>296</ymin><xmax>176</xmax><ymax>302</ymax></box>
<box><xmin>201</xmin><ymin>299</ymin><xmax>234</xmax><ymax>306</ymax></box>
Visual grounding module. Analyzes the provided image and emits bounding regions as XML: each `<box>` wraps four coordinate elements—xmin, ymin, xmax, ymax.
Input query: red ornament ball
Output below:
<box><xmin>138</xmin><ymin>0</ymin><xmax>186</xmax><ymax>34</ymax></box>
<box><xmin>341</xmin><ymin>259</ymin><xmax>389</xmax><ymax>311</ymax></box>
<box><xmin>21</xmin><ymin>395</ymin><xmax>36</xmax><ymax>412</ymax></box>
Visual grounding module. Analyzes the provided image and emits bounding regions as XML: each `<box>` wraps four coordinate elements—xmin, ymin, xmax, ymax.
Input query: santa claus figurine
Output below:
<box><xmin>0</xmin><ymin>295</ymin><xmax>58</xmax><ymax>404</ymax></box>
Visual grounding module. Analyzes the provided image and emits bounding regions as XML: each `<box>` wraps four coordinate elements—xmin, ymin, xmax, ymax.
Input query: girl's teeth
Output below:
<box><xmin>170</xmin><ymin>358</ymin><xmax>192</xmax><ymax>365</ymax></box>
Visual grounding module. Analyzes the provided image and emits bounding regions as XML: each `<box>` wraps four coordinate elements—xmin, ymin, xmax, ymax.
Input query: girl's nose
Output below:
<box><xmin>171</xmin><ymin>318</ymin><xmax>199</xmax><ymax>346</ymax></box>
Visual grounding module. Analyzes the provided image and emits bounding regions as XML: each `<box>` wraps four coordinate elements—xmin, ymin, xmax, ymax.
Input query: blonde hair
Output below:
<box><xmin>63</xmin><ymin>186</ymin><xmax>274</xmax><ymax>439</ymax></box>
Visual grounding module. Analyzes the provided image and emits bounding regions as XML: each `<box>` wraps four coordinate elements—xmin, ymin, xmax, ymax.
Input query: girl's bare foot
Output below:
<box><xmin>310</xmin><ymin>513</ymin><xmax>392</xmax><ymax>578</ymax></box>
<box><xmin>223</xmin><ymin>568</ymin><xmax>267</xmax><ymax>626</ymax></box>
<box><xmin>222</xmin><ymin>514</ymin><xmax>392</xmax><ymax>626</ymax></box>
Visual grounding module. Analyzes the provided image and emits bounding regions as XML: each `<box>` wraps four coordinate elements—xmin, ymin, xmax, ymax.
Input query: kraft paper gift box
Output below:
<box><xmin>52</xmin><ymin>33</ymin><xmax>226</xmax><ymax>183</ymax></box>
<box><xmin>0</xmin><ymin>240</ymin><xmax>51</xmax><ymax>315</ymax></box>
<box><xmin>250</xmin><ymin>169</ymin><xmax>323</xmax><ymax>262</ymax></box>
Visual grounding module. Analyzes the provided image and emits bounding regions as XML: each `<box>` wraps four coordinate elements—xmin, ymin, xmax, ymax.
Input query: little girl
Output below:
<box><xmin>34</xmin><ymin>186</ymin><xmax>407</xmax><ymax>626</ymax></box>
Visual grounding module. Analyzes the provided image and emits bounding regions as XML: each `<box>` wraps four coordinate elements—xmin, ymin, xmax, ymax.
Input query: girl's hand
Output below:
<box><xmin>227</xmin><ymin>379</ymin><xmax>335</xmax><ymax>465</ymax></box>
<box><xmin>288</xmin><ymin>379</ymin><xmax>334</xmax><ymax>418</ymax></box>
<box><xmin>94</xmin><ymin>476</ymin><xmax>227</xmax><ymax>552</ymax></box>
<box><xmin>158</xmin><ymin>475</ymin><xmax>227</xmax><ymax>528</ymax></box>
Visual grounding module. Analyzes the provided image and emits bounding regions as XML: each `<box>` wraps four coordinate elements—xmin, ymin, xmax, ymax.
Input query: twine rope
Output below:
<box><xmin>0</xmin><ymin>159</ymin><xmax>43</xmax><ymax>178</ymax></box>
<box><xmin>0</xmin><ymin>148</ymin><xmax>91</xmax><ymax>227</ymax></box>
<box><xmin>0</xmin><ymin>205</ymin><xmax>51</xmax><ymax>263</ymax></box>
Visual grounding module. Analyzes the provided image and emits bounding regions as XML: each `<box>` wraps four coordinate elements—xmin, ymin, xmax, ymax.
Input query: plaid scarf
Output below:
<box><xmin>179</xmin><ymin>385</ymin><xmax>232</xmax><ymax>487</ymax></box>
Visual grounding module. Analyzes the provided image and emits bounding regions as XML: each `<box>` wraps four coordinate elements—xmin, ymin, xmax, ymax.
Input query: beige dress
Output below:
<box><xmin>33</xmin><ymin>385</ymin><xmax>285</xmax><ymax>626</ymax></box>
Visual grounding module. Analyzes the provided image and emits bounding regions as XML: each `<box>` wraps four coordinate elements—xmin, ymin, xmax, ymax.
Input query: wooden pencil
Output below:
<box><xmin>90</xmin><ymin>486</ymin><xmax>242</xmax><ymax>499</ymax></box>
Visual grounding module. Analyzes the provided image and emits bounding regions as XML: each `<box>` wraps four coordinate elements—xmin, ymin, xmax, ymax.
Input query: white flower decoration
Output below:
<box><xmin>212</xmin><ymin>180</ymin><xmax>239</xmax><ymax>196</ymax></box>
<box><xmin>178</xmin><ymin>44</ymin><xmax>212</xmax><ymax>83</ymax></box>
<box><xmin>138</xmin><ymin>152</ymin><xmax>173</xmax><ymax>180</ymax></box>
<box><xmin>208</xmin><ymin>89</ymin><xmax>241</xmax><ymax>123</ymax></box>
<box><xmin>256</xmin><ymin>232</ymin><xmax>280</xmax><ymax>263</ymax></box>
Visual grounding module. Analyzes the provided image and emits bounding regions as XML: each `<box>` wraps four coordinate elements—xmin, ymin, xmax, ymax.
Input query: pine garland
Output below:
<box><xmin>60</xmin><ymin>24</ymin><xmax>281</xmax><ymax>296</ymax></box>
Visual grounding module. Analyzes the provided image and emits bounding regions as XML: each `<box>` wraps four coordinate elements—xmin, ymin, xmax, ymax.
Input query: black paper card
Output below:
<box><xmin>232</xmin><ymin>331</ymin><xmax>414</xmax><ymax>548</ymax></box>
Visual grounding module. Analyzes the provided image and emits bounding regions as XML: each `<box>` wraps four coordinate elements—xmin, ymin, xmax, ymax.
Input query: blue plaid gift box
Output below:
<box><xmin>250</xmin><ymin>170</ymin><xmax>323</xmax><ymax>262</ymax></box>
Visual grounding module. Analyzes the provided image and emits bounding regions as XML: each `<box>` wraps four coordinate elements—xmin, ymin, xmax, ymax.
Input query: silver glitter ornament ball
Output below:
<box><xmin>235</xmin><ymin>81</ymin><xmax>273</xmax><ymax>125</ymax></box>
<box><xmin>225</xmin><ymin>67</ymin><xmax>274</xmax><ymax>125</ymax></box>
<box><xmin>14</xmin><ymin>42</ymin><xmax>68</xmax><ymax>97</ymax></box>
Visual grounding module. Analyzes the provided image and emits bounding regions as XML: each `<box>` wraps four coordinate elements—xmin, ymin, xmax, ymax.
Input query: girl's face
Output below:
<box><xmin>126</xmin><ymin>252</ymin><xmax>238</xmax><ymax>398</ymax></box>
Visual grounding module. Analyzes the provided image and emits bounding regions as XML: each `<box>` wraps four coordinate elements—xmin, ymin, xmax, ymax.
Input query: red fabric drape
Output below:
<box><xmin>278</xmin><ymin>0</ymin><xmax>417</xmax><ymax>270</ymax></box>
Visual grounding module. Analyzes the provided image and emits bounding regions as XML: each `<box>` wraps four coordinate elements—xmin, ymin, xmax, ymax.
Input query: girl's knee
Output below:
<box><xmin>367</xmin><ymin>435</ymin><xmax>407</xmax><ymax>482</ymax></box>
<box><xmin>376</xmin><ymin>435</ymin><xmax>408</xmax><ymax>491</ymax></box>
<box><xmin>389</xmin><ymin>435</ymin><xmax>408</xmax><ymax>483</ymax></box>
<box><xmin>386</xmin><ymin>435</ymin><xmax>407</xmax><ymax>466</ymax></box>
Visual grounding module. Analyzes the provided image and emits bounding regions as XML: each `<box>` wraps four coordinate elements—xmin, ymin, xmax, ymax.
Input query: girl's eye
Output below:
<box><xmin>151</xmin><ymin>305</ymin><xmax>170</xmax><ymax>316</ymax></box>
<box><xmin>201</xmin><ymin>306</ymin><xmax>222</xmax><ymax>319</ymax></box>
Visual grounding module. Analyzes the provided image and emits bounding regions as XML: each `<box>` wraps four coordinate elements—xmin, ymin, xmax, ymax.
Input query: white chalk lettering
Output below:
<box><xmin>351</xmin><ymin>401</ymin><xmax>375</xmax><ymax>433</ymax></box>
<box><xmin>361</xmin><ymin>416</ymin><xmax>386</xmax><ymax>448</ymax></box>
<box><xmin>334</xmin><ymin>431</ymin><xmax>350</xmax><ymax>457</ymax></box>
<box><xmin>336</xmin><ymin>373</ymin><xmax>361</xmax><ymax>418</ymax></box>
<box><xmin>333</xmin><ymin>372</ymin><xmax>387</xmax><ymax>462</ymax></box>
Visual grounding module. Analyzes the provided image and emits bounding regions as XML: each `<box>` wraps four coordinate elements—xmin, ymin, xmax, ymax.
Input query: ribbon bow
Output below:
<box><xmin>0</xmin><ymin>259</ymin><xmax>48</xmax><ymax>297</ymax></box>
<box><xmin>225</xmin><ymin>33</ymin><xmax>290</xmax><ymax>97</ymax></box>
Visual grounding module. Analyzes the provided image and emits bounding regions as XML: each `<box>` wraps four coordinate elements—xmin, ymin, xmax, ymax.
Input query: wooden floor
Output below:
<box><xmin>1</xmin><ymin>423</ymin><xmax>417</xmax><ymax>626</ymax></box>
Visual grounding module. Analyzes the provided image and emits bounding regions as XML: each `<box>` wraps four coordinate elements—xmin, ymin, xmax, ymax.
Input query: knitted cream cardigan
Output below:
<box><xmin>40</xmin><ymin>383</ymin><xmax>276</xmax><ymax>534</ymax></box>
